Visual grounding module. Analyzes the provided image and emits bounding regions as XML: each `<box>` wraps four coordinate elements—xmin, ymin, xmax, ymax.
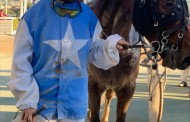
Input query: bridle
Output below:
<box><xmin>147</xmin><ymin>0</ymin><xmax>189</xmax><ymax>53</ymax></box>
<box><xmin>131</xmin><ymin>0</ymin><xmax>189</xmax><ymax>69</ymax></box>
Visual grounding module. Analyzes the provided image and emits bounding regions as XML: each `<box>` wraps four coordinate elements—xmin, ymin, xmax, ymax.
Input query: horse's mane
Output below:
<box><xmin>93</xmin><ymin>0</ymin><xmax>133</xmax><ymax>18</ymax></box>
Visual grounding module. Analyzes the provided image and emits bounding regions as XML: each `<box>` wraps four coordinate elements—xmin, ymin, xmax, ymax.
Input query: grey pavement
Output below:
<box><xmin>0</xmin><ymin>36</ymin><xmax>190</xmax><ymax>122</ymax></box>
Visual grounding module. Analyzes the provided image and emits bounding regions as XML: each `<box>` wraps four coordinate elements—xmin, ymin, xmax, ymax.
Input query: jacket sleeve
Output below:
<box><xmin>89</xmin><ymin>22</ymin><xmax>123</xmax><ymax>70</ymax></box>
<box><xmin>7</xmin><ymin>19</ymin><xmax>39</xmax><ymax>110</ymax></box>
<box><xmin>88</xmin><ymin>9</ymin><xmax>123</xmax><ymax>70</ymax></box>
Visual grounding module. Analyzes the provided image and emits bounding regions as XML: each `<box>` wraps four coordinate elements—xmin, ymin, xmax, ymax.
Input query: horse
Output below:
<box><xmin>87</xmin><ymin>0</ymin><xmax>141</xmax><ymax>122</ymax></box>
<box><xmin>87</xmin><ymin>0</ymin><xmax>190</xmax><ymax>122</ymax></box>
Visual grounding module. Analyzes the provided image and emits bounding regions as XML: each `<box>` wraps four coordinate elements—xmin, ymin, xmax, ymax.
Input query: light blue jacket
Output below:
<box><xmin>7</xmin><ymin>0</ymin><xmax>123</xmax><ymax>120</ymax></box>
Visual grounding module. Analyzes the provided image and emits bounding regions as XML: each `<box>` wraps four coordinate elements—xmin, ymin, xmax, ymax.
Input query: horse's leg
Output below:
<box><xmin>88</xmin><ymin>83</ymin><xmax>103</xmax><ymax>122</ymax></box>
<box><xmin>115</xmin><ymin>83</ymin><xmax>136</xmax><ymax>122</ymax></box>
<box><xmin>101</xmin><ymin>89</ymin><xmax>115</xmax><ymax>122</ymax></box>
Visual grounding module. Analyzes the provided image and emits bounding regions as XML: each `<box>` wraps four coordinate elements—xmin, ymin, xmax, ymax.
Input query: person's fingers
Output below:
<box><xmin>116</xmin><ymin>43</ymin><xmax>124</xmax><ymax>50</ymax></box>
<box><xmin>23</xmin><ymin>112</ymin><xmax>29</xmax><ymax>122</ymax></box>
<box><xmin>21</xmin><ymin>109</ymin><xmax>36</xmax><ymax>122</ymax></box>
<box><xmin>117</xmin><ymin>40</ymin><xmax>125</xmax><ymax>49</ymax></box>
<box><xmin>28</xmin><ymin>113</ymin><xmax>33</xmax><ymax>122</ymax></box>
<box><xmin>117</xmin><ymin>40</ymin><xmax>130</xmax><ymax>50</ymax></box>
<box><xmin>24</xmin><ymin>111</ymin><xmax>34</xmax><ymax>122</ymax></box>
<box><xmin>21</xmin><ymin>111</ymin><xmax>25</xmax><ymax>120</ymax></box>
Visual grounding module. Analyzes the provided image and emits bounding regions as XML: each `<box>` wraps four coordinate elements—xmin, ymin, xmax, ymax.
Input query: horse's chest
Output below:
<box><xmin>88</xmin><ymin>50</ymin><xmax>141</xmax><ymax>88</ymax></box>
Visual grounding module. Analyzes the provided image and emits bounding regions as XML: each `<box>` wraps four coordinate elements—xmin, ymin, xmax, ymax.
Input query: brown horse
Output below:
<box><xmin>87</xmin><ymin>0</ymin><xmax>140</xmax><ymax>122</ymax></box>
<box><xmin>87</xmin><ymin>0</ymin><xmax>190</xmax><ymax>122</ymax></box>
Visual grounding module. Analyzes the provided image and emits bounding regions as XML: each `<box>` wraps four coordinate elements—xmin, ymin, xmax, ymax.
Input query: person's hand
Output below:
<box><xmin>21</xmin><ymin>108</ymin><xmax>36</xmax><ymax>122</ymax></box>
<box><xmin>116</xmin><ymin>39</ymin><xmax>130</xmax><ymax>53</ymax></box>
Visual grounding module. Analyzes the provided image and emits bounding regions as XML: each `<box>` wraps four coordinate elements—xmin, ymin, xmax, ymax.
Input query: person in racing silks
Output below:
<box><xmin>7</xmin><ymin>0</ymin><xmax>138</xmax><ymax>122</ymax></box>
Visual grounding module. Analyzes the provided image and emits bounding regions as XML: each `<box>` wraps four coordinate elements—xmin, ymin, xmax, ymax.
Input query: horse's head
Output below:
<box><xmin>133</xmin><ymin>0</ymin><xmax>190</xmax><ymax>70</ymax></box>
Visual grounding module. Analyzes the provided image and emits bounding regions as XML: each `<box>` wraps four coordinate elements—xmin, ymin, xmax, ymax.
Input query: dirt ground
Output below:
<box><xmin>0</xmin><ymin>35</ymin><xmax>14</xmax><ymax>70</ymax></box>
<box><xmin>0</xmin><ymin>35</ymin><xmax>14</xmax><ymax>56</ymax></box>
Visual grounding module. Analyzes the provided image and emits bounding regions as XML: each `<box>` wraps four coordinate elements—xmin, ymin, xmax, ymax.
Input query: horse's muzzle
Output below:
<box><xmin>161</xmin><ymin>51</ymin><xmax>190</xmax><ymax>70</ymax></box>
<box><xmin>181</xmin><ymin>55</ymin><xmax>190</xmax><ymax>69</ymax></box>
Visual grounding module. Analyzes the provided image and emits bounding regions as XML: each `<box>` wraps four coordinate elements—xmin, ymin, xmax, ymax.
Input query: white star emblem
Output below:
<box><xmin>44</xmin><ymin>22</ymin><xmax>87</xmax><ymax>69</ymax></box>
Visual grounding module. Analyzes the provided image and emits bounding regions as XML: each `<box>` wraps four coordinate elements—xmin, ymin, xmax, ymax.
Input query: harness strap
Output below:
<box><xmin>183</xmin><ymin>0</ymin><xmax>189</xmax><ymax>17</ymax></box>
<box><xmin>166</xmin><ymin>25</ymin><xmax>183</xmax><ymax>35</ymax></box>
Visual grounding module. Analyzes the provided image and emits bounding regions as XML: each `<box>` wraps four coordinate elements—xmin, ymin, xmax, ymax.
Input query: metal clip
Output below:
<box><xmin>160</xmin><ymin>44</ymin><xmax>165</xmax><ymax>53</ymax></box>
<box><xmin>162</xmin><ymin>31</ymin><xmax>169</xmax><ymax>38</ymax></box>
<box><xmin>161</xmin><ymin>38</ymin><xmax>168</xmax><ymax>45</ymax></box>
<box><xmin>171</xmin><ymin>45</ymin><xmax>178</xmax><ymax>51</ymax></box>
<box><xmin>141</xmin><ymin>0</ymin><xmax>145</xmax><ymax>4</ymax></box>
<box><xmin>154</xmin><ymin>21</ymin><xmax>158</xmax><ymax>27</ymax></box>
<box><xmin>178</xmin><ymin>31</ymin><xmax>184</xmax><ymax>39</ymax></box>
<box><xmin>140</xmin><ymin>0</ymin><xmax>146</xmax><ymax>7</ymax></box>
